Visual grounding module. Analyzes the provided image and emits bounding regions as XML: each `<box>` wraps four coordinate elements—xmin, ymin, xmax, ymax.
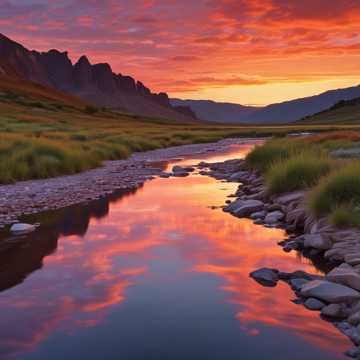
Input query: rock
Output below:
<box><xmin>349</xmin><ymin>311</ymin><xmax>360</xmax><ymax>326</ymax></box>
<box><xmin>230</xmin><ymin>200</ymin><xmax>264</xmax><ymax>217</ymax></box>
<box><xmin>250</xmin><ymin>268</ymin><xmax>279</xmax><ymax>287</ymax></box>
<box><xmin>264</xmin><ymin>211</ymin><xmax>284</xmax><ymax>224</ymax></box>
<box><xmin>290</xmin><ymin>278</ymin><xmax>308</xmax><ymax>291</ymax></box>
<box><xmin>10</xmin><ymin>223</ymin><xmax>36</xmax><ymax>234</ymax></box>
<box><xmin>301</xmin><ymin>280</ymin><xmax>360</xmax><ymax>303</ymax></box>
<box><xmin>173</xmin><ymin>171</ymin><xmax>189</xmax><ymax>177</ymax></box>
<box><xmin>345</xmin><ymin>347</ymin><xmax>360</xmax><ymax>359</ymax></box>
<box><xmin>304</xmin><ymin>298</ymin><xmax>325</xmax><ymax>310</ymax></box>
<box><xmin>250</xmin><ymin>211</ymin><xmax>266</xmax><ymax>220</ymax></box>
<box><xmin>229</xmin><ymin>171</ymin><xmax>248</xmax><ymax>182</ymax></box>
<box><xmin>321</xmin><ymin>303</ymin><xmax>347</xmax><ymax>318</ymax></box>
<box><xmin>159</xmin><ymin>172</ymin><xmax>171</xmax><ymax>178</ymax></box>
<box><xmin>274</xmin><ymin>191</ymin><xmax>305</xmax><ymax>205</ymax></box>
<box><xmin>303</xmin><ymin>234</ymin><xmax>332</xmax><ymax>250</ymax></box>
<box><xmin>327</xmin><ymin>265</ymin><xmax>360</xmax><ymax>292</ymax></box>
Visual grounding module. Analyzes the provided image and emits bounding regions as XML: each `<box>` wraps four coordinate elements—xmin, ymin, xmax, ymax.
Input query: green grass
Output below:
<box><xmin>3</xmin><ymin>75</ymin><xmax>360</xmax><ymax>185</ymax></box>
<box><xmin>266</xmin><ymin>152</ymin><xmax>334</xmax><ymax>194</ymax></box>
<box><xmin>309</xmin><ymin>162</ymin><xmax>360</xmax><ymax>220</ymax></box>
<box><xmin>246</xmin><ymin>134</ymin><xmax>360</xmax><ymax>227</ymax></box>
<box><xmin>245</xmin><ymin>138</ymin><xmax>305</xmax><ymax>171</ymax></box>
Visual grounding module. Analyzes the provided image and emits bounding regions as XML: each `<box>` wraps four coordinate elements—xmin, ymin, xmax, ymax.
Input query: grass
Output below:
<box><xmin>309</xmin><ymin>162</ymin><xmax>360</xmax><ymax>225</ymax></box>
<box><xmin>3</xmin><ymin>75</ymin><xmax>360</xmax><ymax>185</ymax></box>
<box><xmin>265</xmin><ymin>152</ymin><xmax>334</xmax><ymax>194</ymax></box>
<box><xmin>246</xmin><ymin>134</ymin><xmax>360</xmax><ymax>228</ymax></box>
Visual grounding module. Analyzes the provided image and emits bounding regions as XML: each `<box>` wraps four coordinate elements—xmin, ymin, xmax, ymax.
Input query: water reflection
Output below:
<box><xmin>0</xmin><ymin>144</ymin><xmax>350</xmax><ymax>360</ymax></box>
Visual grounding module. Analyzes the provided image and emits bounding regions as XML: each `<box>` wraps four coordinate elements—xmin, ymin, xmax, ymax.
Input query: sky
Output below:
<box><xmin>1</xmin><ymin>0</ymin><xmax>360</xmax><ymax>106</ymax></box>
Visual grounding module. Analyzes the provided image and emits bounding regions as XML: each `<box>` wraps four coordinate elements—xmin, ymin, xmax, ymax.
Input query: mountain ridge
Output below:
<box><xmin>172</xmin><ymin>85</ymin><xmax>360</xmax><ymax>124</ymax></box>
<box><xmin>0</xmin><ymin>33</ymin><xmax>195</xmax><ymax>122</ymax></box>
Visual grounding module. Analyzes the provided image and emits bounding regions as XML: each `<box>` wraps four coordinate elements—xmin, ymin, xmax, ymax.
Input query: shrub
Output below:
<box><xmin>309</xmin><ymin>162</ymin><xmax>360</xmax><ymax>218</ymax></box>
<box><xmin>330</xmin><ymin>206</ymin><xmax>360</xmax><ymax>228</ymax></box>
<box><xmin>245</xmin><ymin>138</ymin><xmax>304</xmax><ymax>171</ymax></box>
<box><xmin>266</xmin><ymin>152</ymin><xmax>334</xmax><ymax>194</ymax></box>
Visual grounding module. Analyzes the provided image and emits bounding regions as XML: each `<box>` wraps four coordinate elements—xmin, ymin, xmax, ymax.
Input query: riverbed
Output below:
<box><xmin>0</xmin><ymin>142</ymin><xmax>351</xmax><ymax>359</ymax></box>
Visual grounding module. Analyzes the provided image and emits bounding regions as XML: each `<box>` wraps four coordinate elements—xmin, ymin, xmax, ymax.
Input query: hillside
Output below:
<box><xmin>173</xmin><ymin>86</ymin><xmax>360</xmax><ymax>124</ymax></box>
<box><xmin>170</xmin><ymin>98</ymin><xmax>260</xmax><ymax>123</ymax></box>
<box><xmin>298</xmin><ymin>97</ymin><xmax>360</xmax><ymax>124</ymax></box>
<box><xmin>0</xmin><ymin>33</ymin><xmax>195</xmax><ymax>122</ymax></box>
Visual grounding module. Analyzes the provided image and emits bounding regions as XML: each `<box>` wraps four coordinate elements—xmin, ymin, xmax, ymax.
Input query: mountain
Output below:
<box><xmin>170</xmin><ymin>99</ymin><xmax>260</xmax><ymax>123</ymax></box>
<box><xmin>243</xmin><ymin>85</ymin><xmax>360</xmax><ymax>124</ymax></box>
<box><xmin>0</xmin><ymin>33</ymin><xmax>195</xmax><ymax>122</ymax></box>
<box><xmin>298</xmin><ymin>97</ymin><xmax>360</xmax><ymax>124</ymax></box>
<box><xmin>172</xmin><ymin>86</ymin><xmax>360</xmax><ymax>124</ymax></box>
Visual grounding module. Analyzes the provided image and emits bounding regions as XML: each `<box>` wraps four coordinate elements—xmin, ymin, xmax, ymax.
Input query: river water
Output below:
<box><xmin>0</xmin><ymin>142</ymin><xmax>351</xmax><ymax>359</ymax></box>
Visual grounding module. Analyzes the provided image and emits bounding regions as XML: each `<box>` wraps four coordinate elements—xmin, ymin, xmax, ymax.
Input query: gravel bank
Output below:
<box><xmin>0</xmin><ymin>138</ymin><xmax>255</xmax><ymax>228</ymax></box>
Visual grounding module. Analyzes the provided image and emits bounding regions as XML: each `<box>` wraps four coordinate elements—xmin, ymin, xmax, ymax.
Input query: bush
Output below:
<box><xmin>309</xmin><ymin>162</ymin><xmax>360</xmax><ymax>219</ymax></box>
<box><xmin>266</xmin><ymin>152</ymin><xmax>334</xmax><ymax>194</ymax></box>
<box><xmin>330</xmin><ymin>206</ymin><xmax>360</xmax><ymax>228</ymax></box>
<box><xmin>245</xmin><ymin>138</ymin><xmax>304</xmax><ymax>171</ymax></box>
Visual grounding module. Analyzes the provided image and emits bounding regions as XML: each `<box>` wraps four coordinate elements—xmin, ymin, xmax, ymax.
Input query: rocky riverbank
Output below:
<box><xmin>0</xmin><ymin>138</ymin><xmax>258</xmax><ymax>229</ymax></box>
<box><xmin>196</xmin><ymin>157</ymin><xmax>360</xmax><ymax>358</ymax></box>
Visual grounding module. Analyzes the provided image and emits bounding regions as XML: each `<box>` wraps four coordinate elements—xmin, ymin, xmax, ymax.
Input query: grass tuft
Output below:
<box><xmin>266</xmin><ymin>152</ymin><xmax>334</xmax><ymax>194</ymax></box>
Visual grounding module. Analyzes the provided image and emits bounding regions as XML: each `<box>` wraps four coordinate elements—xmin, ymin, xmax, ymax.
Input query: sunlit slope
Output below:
<box><xmin>299</xmin><ymin>98</ymin><xmax>360</xmax><ymax>124</ymax></box>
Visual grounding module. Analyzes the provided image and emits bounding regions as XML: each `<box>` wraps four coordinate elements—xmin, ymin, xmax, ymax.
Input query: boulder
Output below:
<box><xmin>327</xmin><ymin>265</ymin><xmax>360</xmax><ymax>292</ymax></box>
<box><xmin>274</xmin><ymin>191</ymin><xmax>305</xmax><ymax>205</ymax></box>
<box><xmin>250</xmin><ymin>268</ymin><xmax>279</xmax><ymax>287</ymax></box>
<box><xmin>304</xmin><ymin>298</ymin><xmax>325</xmax><ymax>310</ymax></box>
<box><xmin>230</xmin><ymin>200</ymin><xmax>264</xmax><ymax>217</ymax></box>
<box><xmin>321</xmin><ymin>303</ymin><xmax>347</xmax><ymax>318</ymax></box>
<box><xmin>290</xmin><ymin>278</ymin><xmax>308</xmax><ymax>291</ymax></box>
<box><xmin>301</xmin><ymin>280</ymin><xmax>360</xmax><ymax>303</ymax></box>
<box><xmin>229</xmin><ymin>171</ymin><xmax>248</xmax><ymax>182</ymax></box>
<box><xmin>250</xmin><ymin>211</ymin><xmax>266</xmax><ymax>220</ymax></box>
<box><xmin>10</xmin><ymin>223</ymin><xmax>36</xmax><ymax>234</ymax></box>
<box><xmin>264</xmin><ymin>211</ymin><xmax>284</xmax><ymax>224</ymax></box>
<box><xmin>303</xmin><ymin>234</ymin><xmax>332</xmax><ymax>250</ymax></box>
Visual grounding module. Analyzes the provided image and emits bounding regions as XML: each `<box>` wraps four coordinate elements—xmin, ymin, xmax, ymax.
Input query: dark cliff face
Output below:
<box><xmin>0</xmin><ymin>33</ymin><xmax>196</xmax><ymax>122</ymax></box>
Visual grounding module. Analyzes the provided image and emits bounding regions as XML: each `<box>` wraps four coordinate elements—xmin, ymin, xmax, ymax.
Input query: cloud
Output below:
<box><xmin>1</xmin><ymin>0</ymin><xmax>360</xmax><ymax>98</ymax></box>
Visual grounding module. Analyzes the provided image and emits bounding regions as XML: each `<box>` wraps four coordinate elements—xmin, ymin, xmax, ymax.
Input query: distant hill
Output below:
<box><xmin>173</xmin><ymin>85</ymin><xmax>360</xmax><ymax>124</ymax></box>
<box><xmin>0</xmin><ymin>33</ymin><xmax>196</xmax><ymax>122</ymax></box>
<box><xmin>243</xmin><ymin>85</ymin><xmax>360</xmax><ymax>124</ymax></box>
<box><xmin>170</xmin><ymin>98</ymin><xmax>260</xmax><ymax>123</ymax></box>
<box><xmin>298</xmin><ymin>97</ymin><xmax>360</xmax><ymax>124</ymax></box>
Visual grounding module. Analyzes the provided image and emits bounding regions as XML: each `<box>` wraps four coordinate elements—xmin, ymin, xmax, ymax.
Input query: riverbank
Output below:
<box><xmin>0</xmin><ymin>138</ymin><xmax>261</xmax><ymax>228</ymax></box>
<box><xmin>196</xmin><ymin>155</ymin><xmax>360</xmax><ymax>358</ymax></box>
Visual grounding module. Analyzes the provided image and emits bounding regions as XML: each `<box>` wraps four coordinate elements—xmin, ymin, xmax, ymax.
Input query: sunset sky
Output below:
<box><xmin>1</xmin><ymin>0</ymin><xmax>360</xmax><ymax>105</ymax></box>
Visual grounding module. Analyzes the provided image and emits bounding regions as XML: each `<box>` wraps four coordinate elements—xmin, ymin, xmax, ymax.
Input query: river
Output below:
<box><xmin>0</xmin><ymin>142</ymin><xmax>351</xmax><ymax>359</ymax></box>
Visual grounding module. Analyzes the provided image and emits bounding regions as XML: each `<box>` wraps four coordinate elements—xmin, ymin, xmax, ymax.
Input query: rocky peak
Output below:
<box><xmin>38</xmin><ymin>49</ymin><xmax>73</xmax><ymax>89</ymax></box>
<box><xmin>92</xmin><ymin>63</ymin><xmax>117</xmax><ymax>93</ymax></box>
<box><xmin>136</xmin><ymin>81</ymin><xmax>151</xmax><ymax>96</ymax></box>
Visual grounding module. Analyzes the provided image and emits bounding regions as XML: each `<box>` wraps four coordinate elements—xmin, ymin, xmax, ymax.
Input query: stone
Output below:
<box><xmin>10</xmin><ymin>223</ymin><xmax>36</xmax><ymax>234</ymax></box>
<box><xmin>304</xmin><ymin>298</ymin><xmax>325</xmax><ymax>310</ymax></box>
<box><xmin>345</xmin><ymin>347</ymin><xmax>360</xmax><ymax>359</ymax></box>
<box><xmin>349</xmin><ymin>312</ymin><xmax>360</xmax><ymax>326</ymax></box>
<box><xmin>301</xmin><ymin>280</ymin><xmax>360</xmax><ymax>303</ymax></box>
<box><xmin>264</xmin><ymin>211</ymin><xmax>284</xmax><ymax>224</ymax></box>
<box><xmin>274</xmin><ymin>191</ymin><xmax>305</xmax><ymax>205</ymax></box>
<box><xmin>250</xmin><ymin>268</ymin><xmax>279</xmax><ymax>287</ymax></box>
<box><xmin>303</xmin><ymin>234</ymin><xmax>332</xmax><ymax>250</ymax></box>
<box><xmin>229</xmin><ymin>171</ymin><xmax>248</xmax><ymax>182</ymax></box>
<box><xmin>290</xmin><ymin>278</ymin><xmax>308</xmax><ymax>291</ymax></box>
<box><xmin>250</xmin><ymin>211</ymin><xmax>266</xmax><ymax>220</ymax></box>
<box><xmin>231</xmin><ymin>200</ymin><xmax>264</xmax><ymax>217</ymax></box>
<box><xmin>321</xmin><ymin>303</ymin><xmax>347</xmax><ymax>318</ymax></box>
<box><xmin>327</xmin><ymin>266</ymin><xmax>360</xmax><ymax>292</ymax></box>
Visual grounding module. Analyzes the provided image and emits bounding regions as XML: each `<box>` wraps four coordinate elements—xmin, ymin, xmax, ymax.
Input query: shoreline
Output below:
<box><xmin>196</xmin><ymin>157</ymin><xmax>360</xmax><ymax>358</ymax></box>
<box><xmin>0</xmin><ymin>138</ymin><xmax>259</xmax><ymax>229</ymax></box>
